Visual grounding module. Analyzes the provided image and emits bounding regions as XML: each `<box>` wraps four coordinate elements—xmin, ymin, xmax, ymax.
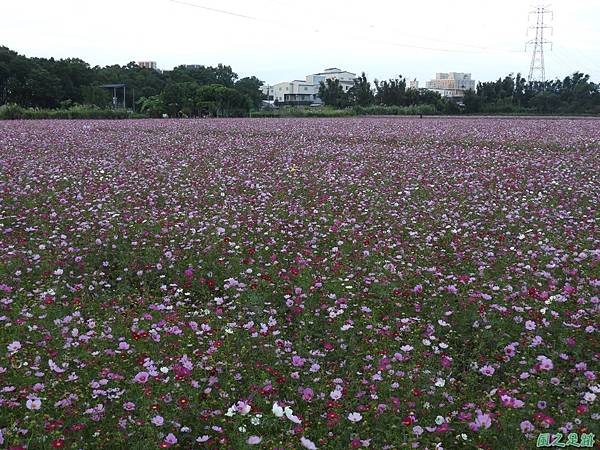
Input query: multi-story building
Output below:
<box><xmin>137</xmin><ymin>61</ymin><xmax>158</xmax><ymax>70</ymax></box>
<box><xmin>409</xmin><ymin>78</ymin><xmax>419</xmax><ymax>89</ymax></box>
<box><xmin>425</xmin><ymin>72</ymin><xmax>475</xmax><ymax>98</ymax></box>
<box><xmin>262</xmin><ymin>68</ymin><xmax>357</xmax><ymax>106</ymax></box>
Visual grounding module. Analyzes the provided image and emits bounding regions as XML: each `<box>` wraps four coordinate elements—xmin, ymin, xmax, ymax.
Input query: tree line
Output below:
<box><xmin>464</xmin><ymin>72</ymin><xmax>600</xmax><ymax>114</ymax></box>
<box><xmin>0</xmin><ymin>46</ymin><xmax>264</xmax><ymax>117</ymax></box>
<box><xmin>2</xmin><ymin>45</ymin><xmax>599</xmax><ymax>117</ymax></box>
<box><xmin>318</xmin><ymin>73</ymin><xmax>458</xmax><ymax>113</ymax></box>
<box><xmin>319</xmin><ymin>71</ymin><xmax>600</xmax><ymax>115</ymax></box>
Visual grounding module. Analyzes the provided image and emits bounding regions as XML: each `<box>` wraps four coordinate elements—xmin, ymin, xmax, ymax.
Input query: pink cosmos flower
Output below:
<box><xmin>501</xmin><ymin>394</ymin><xmax>524</xmax><ymax>408</ymax></box>
<box><xmin>537</xmin><ymin>355</ymin><xmax>554</xmax><ymax>371</ymax></box>
<box><xmin>292</xmin><ymin>355</ymin><xmax>305</xmax><ymax>367</ymax></box>
<box><xmin>469</xmin><ymin>411</ymin><xmax>491</xmax><ymax>431</ymax></box>
<box><xmin>123</xmin><ymin>402</ymin><xmax>135</xmax><ymax>411</ymax></box>
<box><xmin>247</xmin><ymin>436</ymin><xmax>262</xmax><ymax>445</ymax></box>
<box><xmin>164</xmin><ymin>433</ymin><xmax>177</xmax><ymax>446</ymax></box>
<box><xmin>235</xmin><ymin>400</ymin><xmax>251</xmax><ymax>415</ymax></box>
<box><xmin>330</xmin><ymin>389</ymin><xmax>342</xmax><ymax>400</ymax></box>
<box><xmin>520</xmin><ymin>420</ymin><xmax>535</xmax><ymax>433</ymax></box>
<box><xmin>525</xmin><ymin>320</ymin><xmax>536</xmax><ymax>330</ymax></box>
<box><xmin>134</xmin><ymin>371</ymin><xmax>149</xmax><ymax>383</ymax></box>
<box><xmin>302</xmin><ymin>387</ymin><xmax>314</xmax><ymax>401</ymax></box>
<box><xmin>504</xmin><ymin>344</ymin><xmax>517</xmax><ymax>357</ymax></box>
<box><xmin>151</xmin><ymin>415</ymin><xmax>164</xmax><ymax>426</ymax></box>
<box><xmin>479</xmin><ymin>365</ymin><xmax>495</xmax><ymax>376</ymax></box>
<box><xmin>7</xmin><ymin>341</ymin><xmax>21</xmax><ymax>353</ymax></box>
<box><xmin>26</xmin><ymin>397</ymin><xmax>41</xmax><ymax>410</ymax></box>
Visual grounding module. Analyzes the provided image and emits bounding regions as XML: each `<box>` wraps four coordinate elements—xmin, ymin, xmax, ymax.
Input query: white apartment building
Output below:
<box><xmin>262</xmin><ymin>68</ymin><xmax>357</xmax><ymax>105</ymax></box>
<box><xmin>137</xmin><ymin>61</ymin><xmax>158</xmax><ymax>70</ymax></box>
<box><xmin>425</xmin><ymin>72</ymin><xmax>476</xmax><ymax>98</ymax></box>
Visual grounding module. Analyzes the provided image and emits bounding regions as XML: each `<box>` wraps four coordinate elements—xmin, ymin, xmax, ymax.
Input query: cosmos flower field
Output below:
<box><xmin>0</xmin><ymin>117</ymin><xmax>599</xmax><ymax>449</ymax></box>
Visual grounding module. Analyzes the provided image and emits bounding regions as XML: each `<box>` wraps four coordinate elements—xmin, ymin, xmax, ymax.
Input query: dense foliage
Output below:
<box><xmin>250</xmin><ymin>105</ymin><xmax>438</xmax><ymax>118</ymax></box>
<box><xmin>2</xmin><ymin>45</ymin><xmax>599</xmax><ymax>117</ymax></box>
<box><xmin>464</xmin><ymin>72</ymin><xmax>600</xmax><ymax>114</ymax></box>
<box><xmin>0</xmin><ymin>118</ymin><xmax>599</xmax><ymax>449</ymax></box>
<box><xmin>319</xmin><ymin>71</ymin><xmax>600</xmax><ymax>115</ymax></box>
<box><xmin>316</xmin><ymin>73</ymin><xmax>463</xmax><ymax>114</ymax></box>
<box><xmin>0</xmin><ymin>46</ymin><xmax>263</xmax><ymax>117</ymax></box>
<box><xmin>0</xmin><ymin>103</ymin><xmax>144</xmax><ymax>120</ymax></box>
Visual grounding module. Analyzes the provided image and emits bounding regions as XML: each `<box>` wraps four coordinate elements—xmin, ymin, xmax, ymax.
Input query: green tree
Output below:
<box><xmin>160</xmin><ymin>82</ymin><xmax>200</xmax><ymax>117</ymax></box>
<box><xmin>139</xmin><ymin>95</ymin><xmax>166</xmax><ymax>117</ymax></box>
<box><xmin>27</xmin><ymin>65</ymin><xmax>63</xmax><ymax>108</ymax></box>
<box><xmin>81</xmin><ymin>86</ymin><xmax>111</xmax><ymax>108</ymax></box>
<box><xmin>463</xmin><ymin>89</ymin><xmax>481</xmax><ymax>113</ymax></box>
<box><xmin>318</xmin><ymin>79</ymin><xmax>349</xmax><ymax>108</ymax></box>
<box><xmin>235</xmin><ymin>76</ymin><xmax>264</xmax><ymax>109</ymax></box>
<box><xmin>348</xmin><ymin>72</ymin><xmax>373</xmax><ymax>106</ymax></box>
<box><xmin>374</xmin><ymin>76</ymin><xmax>407</xmax><ymax>106</ymax></box>
<box><xmin>196</xmin><ymin>84</ymin><xmax>250</xmax><ymax>117</ymax></box>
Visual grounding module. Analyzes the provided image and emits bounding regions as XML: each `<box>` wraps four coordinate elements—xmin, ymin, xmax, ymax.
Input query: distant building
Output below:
<box><xmin>426</xmin><ymin>72</ymin><xmax>475</xmax><ymax>98</ymax></box>
<box><xmin>184</xmin><ymin>64</ymin><xmax>203</xmax><ymax>70</ymax></box>
<box><xmin>261</xmin><ymin>68</ymin><xmax>357</xmax><ymax>106</ymax></box>
<box><xmin>137</xmin><ymin>61</ymin><xmax>158</xmax><ymax>70</ymax></box>
<box><xmin>409</xmin><ymin>78</ymin><xmax>419</xmax><ymax>89</ymax></box>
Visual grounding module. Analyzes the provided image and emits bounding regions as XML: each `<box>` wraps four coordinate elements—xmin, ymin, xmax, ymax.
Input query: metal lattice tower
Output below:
<box><xmin>526</xmin><ymin>5</ymin><xmax>553</xmax><ymax>83</ymax></box>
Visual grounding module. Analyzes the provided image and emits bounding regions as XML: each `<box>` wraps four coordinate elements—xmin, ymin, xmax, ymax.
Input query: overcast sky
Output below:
<box><xmin>2</xmin><ymin>0</ymin><xmax>599</xmax><ymax>85</ymax></box>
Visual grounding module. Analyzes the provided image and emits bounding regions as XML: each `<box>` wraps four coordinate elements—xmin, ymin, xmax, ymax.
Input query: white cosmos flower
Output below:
<box><xmin>300</xmin><ymin>436</ymin><xmax>318</xmax><ymax>449</ymax></box>
<box><xmin>347</xmin><ymin>412</ymin><xmax>362</xmax><ymax>423</ymax></box>
<box><xmin>330</xmin><ymin>389</ymin><xmax>342</xmax><ymax>400</ymax></box>
<box><xmin>284</xmin><ymin>406</ymin><xmax>302</xmax><ymax>424</ymax></box>
<box><xmin>272</xmin><ymin>402</ymin><xmax>284</xmax><ymax>417</ymax></box>
<box><xmin>26</xmin><ymin>397</ymin><xmax>41</xmax><ymax>410</ymax></box>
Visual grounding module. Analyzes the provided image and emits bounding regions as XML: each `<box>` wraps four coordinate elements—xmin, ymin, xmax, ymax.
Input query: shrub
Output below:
<box><xmin>0</xmin><ymin>104</ymin><xmax>143</xmax><ymax>120</ymax></box>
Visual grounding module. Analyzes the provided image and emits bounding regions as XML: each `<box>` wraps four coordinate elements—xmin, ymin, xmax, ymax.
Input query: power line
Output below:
<box><xmin>168</xmin><ymin>0</ymin><xmax>264</xmax><ymax>22</ymax></box>
<box><xmin>167</xmin><ymin>0</ymin><xmax>520</xmax><ymax>56</ymax></box>
<box><xmin>553</xmin><ymin>44</ymin><xmax>600</xmax><ymax>79</ymax></box>
<box><xmin>264</xmin><ymin>0</ymin><xmax>522</xmax><ymax>53</ymax></box>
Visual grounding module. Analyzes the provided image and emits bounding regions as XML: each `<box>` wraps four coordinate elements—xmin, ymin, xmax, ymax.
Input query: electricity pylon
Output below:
<box><xmin>526</xmin><ymin>5</ymin><xmax>553</xmax><ymax>83</ymax></box>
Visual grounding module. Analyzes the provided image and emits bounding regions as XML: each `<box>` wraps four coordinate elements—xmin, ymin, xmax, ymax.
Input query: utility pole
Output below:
<box><xmin>526</xmin><ymin>4</ymin><xmax>553</xmax><ymax>83</ymax></box>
